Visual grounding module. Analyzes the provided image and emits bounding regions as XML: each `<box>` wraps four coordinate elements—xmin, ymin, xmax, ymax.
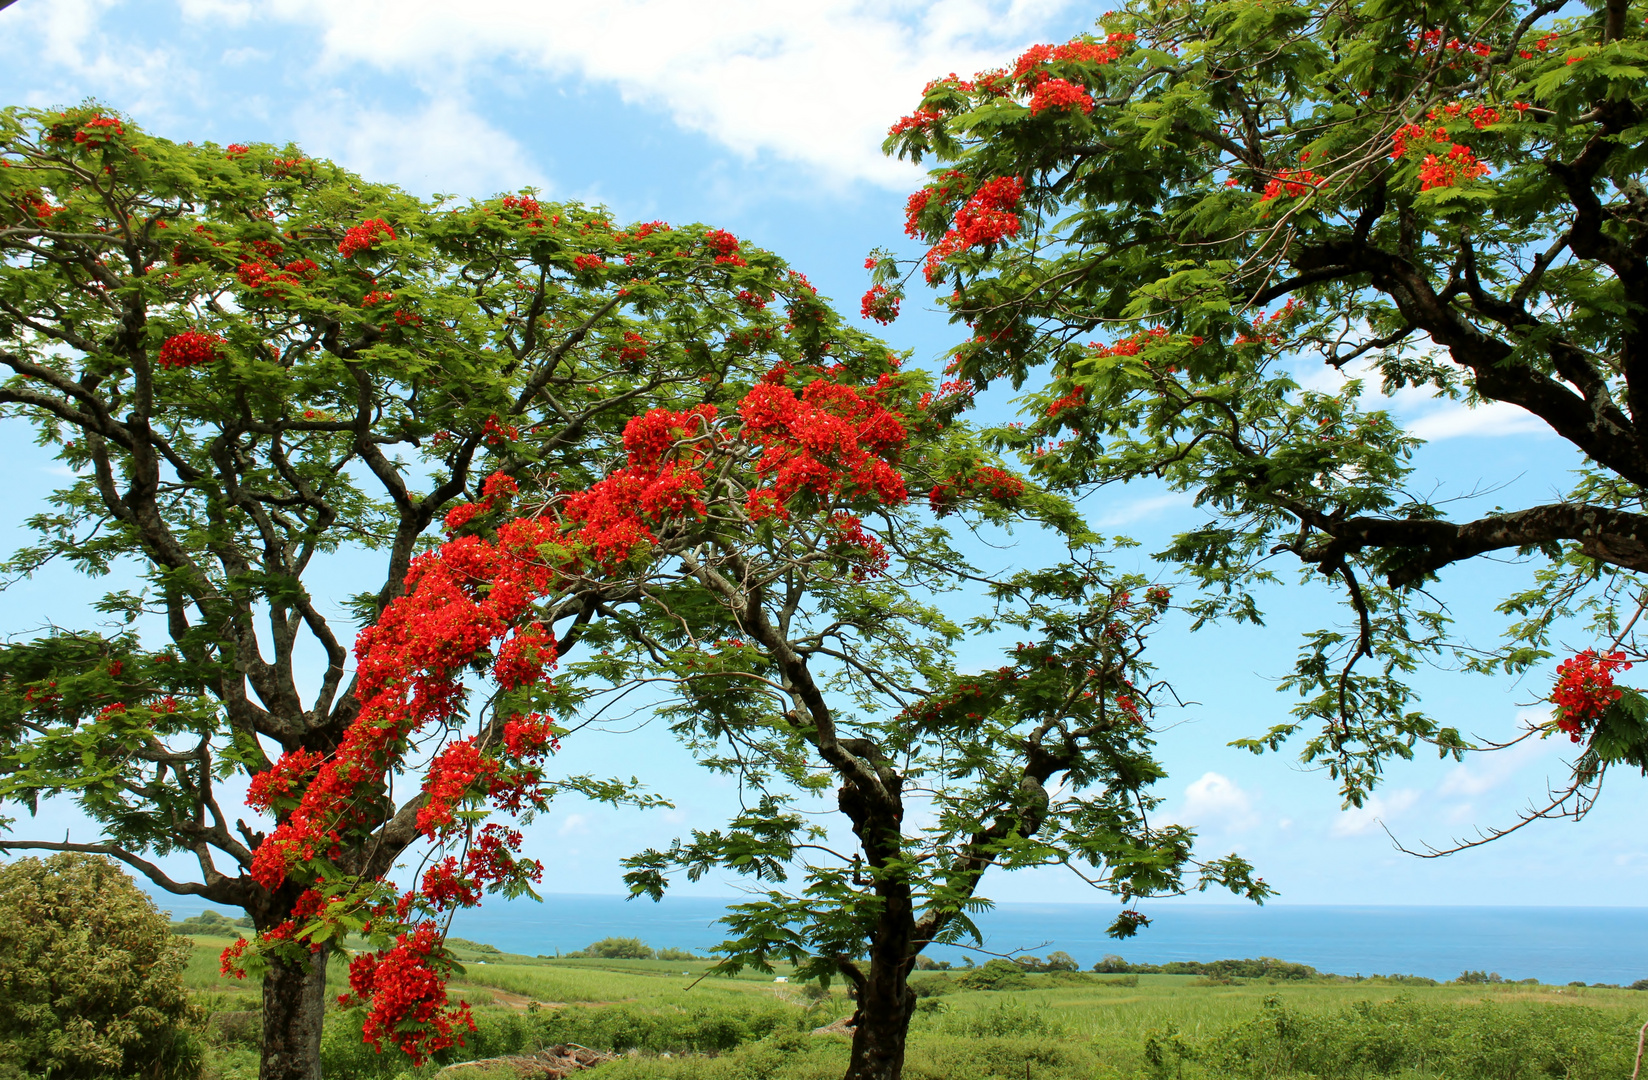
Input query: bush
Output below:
<box><xmin>909</xmin><ymin>975</ymin><xmax>955</xmax><ymax>998</ymax></box>
<box><xmin>942</xmin><ymin>1002</ymin><xmax>1067</xmax><ymax>1039</ymax></box>
<box><xmin>955</xmin><ymin>959</ymin><xmax>1029</xmax><ymax>992</ymax></box>
<box><xmin>1195</xmin><ymin>993</ymin><xmax>1640</xmax><ymax>1079</ymax></box>
<box><xmin>570</xmin><ymin>936</ymin><xmax>655</xmax><ymax>960</ymax></box>
<box><xmin>321</xmin><ymin>1007</ymin><xmax>535</xmax><ymax>1079</ymax></box>
<box><xmin>527</xmin><ymin>1000</ymin><xmax>794</xmax><ymax>1054</ymax></box>
<box><xmin>172</xmin><ymin>910</ymin><xmax>252</xmax><ymax>933</ymax></box>
<box><xmin>1631</xmin><ymin>979</ymin><xmax>1648</xmax><ymax>990</ymax></box>
<box><xmin>0</xmin><ymin>854</ymin><xmax>203</xmax><ymax>1080</ymax></box>
<box><xmin>655</xmin><ymin>947</ymin><xmax>699</xmax><ymax>962</ymax></box>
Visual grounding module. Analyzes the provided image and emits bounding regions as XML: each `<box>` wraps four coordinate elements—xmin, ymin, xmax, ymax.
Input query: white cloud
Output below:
<box><xmin>1436</xmin><ymin>723</ymin><xmax>1555</xmax><ymax>799</ymax></box>
<box><xmin>1405</xmin><ymin>400</ymin><xmax>1551</xmax><ymax>442</ymax></box>
<box><xmin>557</xmin><ymin>812</ymin><xmax>590</xmax><ymax>836</ymax></box>
<box><xmin>176</xmin><ymin>0</ymin><xmax>1084</xmax><ymax>188</ymax></box>
<box><xmin>1</xmin><ymin>0</ymin><xmax>193</xmax><ymax>112</ymax></box>
<box><xmin>1178</xmin><ymin>771</ymin><xmax>1258</xmax><ymax>832</ymax></box>
<box><xmin>1331</xmin><ymin>789</ymin><xmax>1420</xmax><ymax>836</ymax></box>
<box><xmin>1096</xmin><ymin>491</ymin><xmax>1193</xmax><ymax>527</ymax></box>
<box><xmin>294</xmin><ymin>97</ymin><xmax>550</xmax><ymax>198</ymax></box>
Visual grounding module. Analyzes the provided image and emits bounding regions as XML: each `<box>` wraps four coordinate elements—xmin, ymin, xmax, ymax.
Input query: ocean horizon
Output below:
<box><xmin>150</xmin><ymin>891</ymin><xmax>1648</xmax><ymax>986</ymax></box>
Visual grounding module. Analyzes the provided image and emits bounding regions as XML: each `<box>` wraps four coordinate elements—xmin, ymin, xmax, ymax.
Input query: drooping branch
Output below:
<box><xmin>1289</xmin><ymin>501</ymin><xmax>1648</xmax><ymax>585</ymax></box>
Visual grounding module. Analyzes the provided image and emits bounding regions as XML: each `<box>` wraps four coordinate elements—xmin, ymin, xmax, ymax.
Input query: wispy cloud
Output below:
<box><xmin>1331</xmin><ymin>789</ymin><xmax>1420</xmax><ymax>836</ymax></box>
<box><xmin>175</xmin><ymin>0</ymin><xmax>1085</xmax><ymax>189</ymax></box>
<box><xmin>1405</xmin><ymin>401</ymin><xmax>1551</xmax><ymax>442</ymax></box>
<box><xmin>1096</xmin><ymin>491</ymin><xmax>1193</xmax><ymax>527</ymax></box>
<box><xmin>294</xmin><ymin>96</ymin><xmax>550</xmax><ymax>199</ymax></box>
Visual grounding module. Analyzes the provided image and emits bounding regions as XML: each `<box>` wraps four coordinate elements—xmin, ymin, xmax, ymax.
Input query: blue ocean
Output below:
<box><xmin>152</xmin><ymin>892</ymin><xmax>1648</xmax><ymax>986</ymax></box>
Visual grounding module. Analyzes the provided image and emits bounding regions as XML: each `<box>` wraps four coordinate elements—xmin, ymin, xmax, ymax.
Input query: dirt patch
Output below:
<box><xmin>434</xmin><ymin>1043</ymin><xmax>614</xmax><ymax>1079</ymax></box>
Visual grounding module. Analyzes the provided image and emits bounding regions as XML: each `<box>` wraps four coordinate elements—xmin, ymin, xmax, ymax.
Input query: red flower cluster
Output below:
<box><xmin>73</xmin><ymin>116</ymin><xmax>125</xmax><ymax>146</ymax></box>
<box><xmin>888</xmin><ymin>108</ymin><xmax>943</xmax><ymax>136</ymax></box>
<box><xmin>1417</xmin><ymin>145</ymin><xmax>1490</xmax><ymax>190</ymax></box>
<box><xmin>1029</xmin><ymin>77</ymin><xmax>1094</xmax><ymax>116</ymax></box>
<box><xmin>903</xmin><ymin>170</ymin><xmax>969</xmax><ymax>239</ymax></box>
<box><xmin>417</xmin><ymin>738</ymin><xmax>499</xmax><ymax>836</ymax></box>
<box><xmin>1551</xmin><ymin>650</ymin><xmax>1632</xmax><ymax>742</ymax></box>
<box><xmin>924</xmin><ymin>176</ymin><xmax>1026</xmax><ymax>281</ymax></box>
<box><xmin>246</xmin><ymin>748</ymin><xmax>327</xmax><ymax>814</ymax></box>
<box><xmin>738</xmin><ymin>373</ymin><xmax>909</xmax><ymax>520</ymax></box>
<box><xmin>338</xmin><ymin>218</ymin><xmax>396</xmax><ymax>257</ymax></box>
<box><xmin>341</xmin><ymin>924</ymin><xmax>474</xmax><ymax>1063</ymax></box>
<box><xmin>158</xmin><ymin>330</ymin><xmax>226</xmax><ymax>369</ymax></box>
<box><xmin>1046</xmin><ymin>388</ymin><xmax>1084</xmax><ymax>418</ymax></box>
<box><xmin>225</xmin><ymin>144</ymin><xmax>250</xmax><ymax>158</ymax></box>
<box><xmin>362</xmin><ymin>290</ymin><xmax>395</xmax><ymax>307</ymax></box>
<box><xmin>237</xmin><ymin>256</ymin><xmax>319</xmax><ymax>297</ymax></box>
<box><xmin>501</xmin><ymin>194</ymin><xmax>543</xmax><ymax>225</ymax></box>
<box><xmin>1391</xmin><ymin>125</ymin><xmax>1489</xmax><ymax>189</ymax></box>
<box><xmin>1010</xmin><ymin>35</ymin><xmax>1135</xmax><ymax>83</ymax></box>
<box><xmin>705</xmin><ymin>228</ymin><xmax>747</xmax><ymax>267</ymax></box>
<box><xmin>609</xmin><ymin>331</ymin><xmax>649</xmax><ymax>367</ymax></box>
<box><xmin>1260</xmin><ymin>169</ymin><xmax>1325</xmax><ymax>201</ymax></box>
<box><xmin>828</xmin><ymin>513</ymin><xmax>890</xmax><ymax>579</ymax></box>
<box><xmin>573</xmin><ymin>253</ymin><xmax>605</xmax><ymax>272</ymax></box>
<box><xmin>13</xmin><ymin>191</ymin><xmax>61</xmax><ymax>220</ymax></box>
<box><xmin>927</xmin><ymin>465</ymin><xmax>1026</xmax><ymax>515</ymax></box>
<box><xmin>860</xmin><ymin>284</ymin><xmax>901</xmax><ymax>325</ymax></box>
<box><xmin>219</xmin><ymin>936</ymin><xmax>251</xmax><ymax>978</ymax></box>
<box><xmin>482</xmin><ymin>415</ymin><xmax>519</xmax><ymax>446</ymax></box>
<box><xmin>562</xmin><ymin>406</ymin><xmax>717</xmax><ymax>565</ymax></box>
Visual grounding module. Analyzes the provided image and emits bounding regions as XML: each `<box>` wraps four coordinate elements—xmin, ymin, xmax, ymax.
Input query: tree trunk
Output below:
<box><xmin>259</xmin><ymin>943</ymin><xmax>332</xmax><ymax>1080</ymax></box>
<box><xmin>841</xmin><ymin>945</ymin><xmax>915</xmax><ymax>1080</ymax></box>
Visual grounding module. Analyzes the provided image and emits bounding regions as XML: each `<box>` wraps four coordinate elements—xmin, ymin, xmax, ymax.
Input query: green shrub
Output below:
<box><xmin>955</xmin><ymin>959</ymin><xmax>1029</xmax><ymax>992</ymax></box>
<box><xmin>1194</xmin><ymin>993</ymin><xmax>1642</xmax><ymax>1079</ymax></box>
<box><xmin>527</xmin><ymin>1000</ymin><xmax>794</xmax><ymax>1054</ymax></box>
<box><xmin>568</xmin><ymin>936</ymin><xmax>654</xmax><ymax>959</ymax></box>
<box><xmin>655</xmin><ymin>947</ymin><xmax>699</xmax><ymax>962</ymax></box>
<box><xmin>941</xmin><ymin>1001</ymin><xmax>1066</xmax><ymax>1039</ymax></box>
<box><xmin>320</xmin><ymin>1007</ymin><xmax>534</xmax><ymax>1079</ymax></box>
<box><xmin>0</xmin><ymin>854</ymin><xmax>203</xmax><ymax>1080</ymax></box>
<box><xmin>173</xmin><ymin>910</ymin><xmax>253</xmax><ymax>933</ymax></box>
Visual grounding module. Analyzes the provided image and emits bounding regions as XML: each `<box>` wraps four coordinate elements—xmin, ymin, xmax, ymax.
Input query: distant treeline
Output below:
<box><xmin>1093</xmin><ymin>955</ymin><xmax>1323</xmax><ymax>980</ymax></box>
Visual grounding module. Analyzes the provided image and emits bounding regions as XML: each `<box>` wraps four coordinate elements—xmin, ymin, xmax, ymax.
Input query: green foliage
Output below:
<box><xmin>956</xmin><ymin>959</ymin><xmax>1031</xmax><ymax>992</ymax></box>
<box><xmin>173</xmin><ymin>910</ymin><xmax>253</xmax><ymax>933</ymax></box>
<box><xmin>568</xmin><ymin>936</ymin><xmax>655</xmax><ymax>960</ymax></box>
<box><xmin>880</xmin><ymin>0</ymin><xmax>1648</xmax><ymax>815</ymax></box>
<box><xmin>1194</xmin><ymin>993</ymin><xmax>1641</xmax><ymax>1078</ymax></box>
<box><xmin>1098</xmin><ymin>956</ymin><xmax>1323</xmax><ymax>980</ymax></box>
<box><xmin>0</xmin><ymin>854</ymin><xmax>203</xmax><ymax>1080</ymax></box>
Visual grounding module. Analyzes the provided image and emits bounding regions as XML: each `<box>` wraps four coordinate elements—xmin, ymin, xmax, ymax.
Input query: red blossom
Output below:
<box><xmin>158</xmin><ymin>330</ymin><xmax>226</xmax><ymax>369</ymax></box>
<box><xmin>1029</xmin><ymin>78</ymin><xmax>1094</xmax><ymax>116</ymax></box>
<box><xmin>338</xmin><ymin>218</ymin><xmax>396</xmax><ymax>257</ymax></box>
<box><xmin>1259</xmin><ymin>169</ymin><xmax>1325</xmax><ymax>201</ymax></box>
<box><xmin>340</xmin><ymin>924</ymin><xmax>474</xmax><ymax>1063</ymax></box>
<box><xmin>1550</xmin><ymin>650</ymin><xmax>1633</xmax><ymax>742</ymax></box>
<box><xmin>860</xmin><ymin>284</ymin><xmax>901</xmax><ymax>325</ymax></box>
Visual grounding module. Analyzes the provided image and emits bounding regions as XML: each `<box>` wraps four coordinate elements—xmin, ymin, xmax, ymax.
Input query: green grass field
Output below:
<box><xmin>177</xmin><ymin>931</ymin><xmax>1648</xmax><ymax>1080</ymax></box>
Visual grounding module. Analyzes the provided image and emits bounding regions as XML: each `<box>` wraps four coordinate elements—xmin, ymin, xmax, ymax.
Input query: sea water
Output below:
<box><xmin>154</xmin><ymin>892</ymin><xmax>1646</xmax><ymax>985</ymax></box>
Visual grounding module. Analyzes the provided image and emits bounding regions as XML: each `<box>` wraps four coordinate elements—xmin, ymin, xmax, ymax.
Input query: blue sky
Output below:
<box><xmin>1</xmin><ymin>0</ymin><xmax>1643</xmax><ymax>916</ymax></box>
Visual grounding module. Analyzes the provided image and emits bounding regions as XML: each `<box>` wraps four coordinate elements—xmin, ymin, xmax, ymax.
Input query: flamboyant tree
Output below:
<box><xmin>871</xmin><ymin>0</ymin><xmax>1648</xmax><ymax>841</ymax></box>
<box><xmin>323</xmin><ymin>354</ymin><xmax>1265</xmax><ymax>1080</ymax></box>
<box><xmin>0</xmin><ymin>105</ymin><xmax>868</xmax><ymax>1080</ymax></box>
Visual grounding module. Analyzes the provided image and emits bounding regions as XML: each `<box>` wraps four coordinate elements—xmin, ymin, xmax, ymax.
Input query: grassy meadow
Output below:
<box><xmin>175</xmin><ymin>929</ymin><xmax>1648</xmax><ymax>1080</ymax></box>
